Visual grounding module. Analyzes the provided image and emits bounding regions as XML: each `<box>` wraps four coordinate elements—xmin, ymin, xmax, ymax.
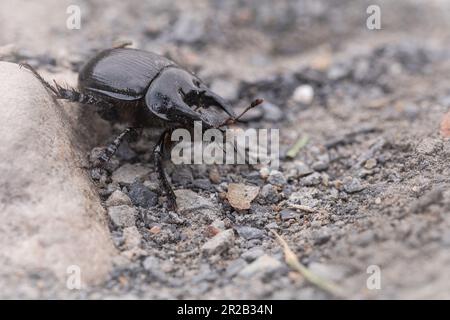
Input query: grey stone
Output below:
<box><xmin>235</xmin><ymin>226</ymin><xmax>265</xmax><ymax>240</ymax></box>
<box><xmin>343</xmin><ymin>177</ymin><xmax>365</xmax><ymax>193</ymax></box>
<box><xmin>260</xmin><ymin>184</ymin><xmax>279</xmax><ymax>203</ymax></box>
<box><xmin>201</xmin><ymin>229</ymin><xmax>235</xmax><ymax>256</ymax></box>
<box><xmin>312</xmin><ymin>229</ymin><xmax>332</xmax><ymax>245</ymax></box>
<box><xmin>280</xmin><ymin>209</ymin><xmax>297</xmax><ymax>221</ymax></box>
<box><xmin>143</xmin><ymin>256</ymin><xmax>160</xmax><ymax>271</ymax></box>
<box><xmin>225</xmin><ymin>258</ymin><xmax>248</xmax><ymax>278</ymax></box>
<box><xmin>262</xmin><ymin>101</ymin><xmax>283</xmax><ymax>122</ymax></box>
<box><xmin>112</xmin><ymin>163</ymin><xmax>151</xmax><ymax>185</ymax></box>
<box><xmin>312</xmin><ymin>161</ymin><xmax>329</xmax><ymax>171</ymax></box>
<box><xmin>265</xmin><ymin>222</ymin><xmax>279</xmax><ymax>230</ymax></box>
<box><xmin>296</xmin><ymin>162</ymin><xmax>314</xmax><ymax>177</ymax></box>
<box><xmin>0</xmin><ymin>62</ymin><xmax>115</xmax><ymax>292</ymax></box>
<box><xmin>174</xmin><ymin>189</ymin><xmax>219</xmax><ymax>219</ymax></box>
<box><xmin>301</xmin><ymin>172</ymin><xmax>322</xmax><ymax>186</ymax></box>
<box><xmin>241</xmin><ymin>248</ymin><xmax>265</xmax><ymax>262</ymax></box>
<box><xmin>171</xmin><ymin>167</ymin><xmax>194</xmax><ymax>186</ymax></box>
<box><xmin>128</xmin><ymin>181</ymin><xmax>158</xmax><ymax>208</ymax></box>
<box><xmin>105</xmin><ymin>190</ymin><xmax>133</xmax><ymax>207</ymax></box>
<box><xmin>267</xmin><ymin>170</ymin><xmax>287</xmax><ymax>186</ymax></box>
<box><xmin>192</xmin><ymin>178</ymin><xmax>213</xmax><ymax>191</ymax></box>
<box><xmin>108</xmin><ymin>205</ymin><xmax>137</xmax><ymax>228</ymax></box>
<box><xmin>122</xmin><ymin>226</ymin><xmax>142</xmax><ymax>250</ymax></box>
<box><xmin>238</xmin><ymin>255</ymin><xmax>282</xmax><ymax>278</ymax></box>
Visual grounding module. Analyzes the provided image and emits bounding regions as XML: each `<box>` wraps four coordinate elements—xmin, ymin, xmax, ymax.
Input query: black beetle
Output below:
<box><xmin>22</xmin><ymin>44</ymin><xmax>262</xmax><ymax>211</ymax></box>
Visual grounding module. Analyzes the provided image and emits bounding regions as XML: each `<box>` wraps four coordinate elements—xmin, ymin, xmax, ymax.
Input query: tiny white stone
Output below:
<box><xmin>260</xmin><ymin>167</ymin><xmax>270</xmax><ymax>179</ymax></box>
<box><xmin>292</xmin><ymin>85</ymin><xmax>314</xmax><ymax>105</ymax></box>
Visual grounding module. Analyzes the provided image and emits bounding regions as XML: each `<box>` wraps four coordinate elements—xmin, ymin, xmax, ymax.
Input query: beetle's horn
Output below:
<box><xmin>202</xmin><ymin>90</ymin><xmax>236</xmax><ymax>118</ymax></box>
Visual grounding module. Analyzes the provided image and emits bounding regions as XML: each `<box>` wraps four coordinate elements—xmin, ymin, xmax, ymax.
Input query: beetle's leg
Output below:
<box><xmin>94</xmin><ymin>127</ymin><xmax>141</xmax><ymax>167</ymax></box>
<box><xmin>20</xmin><ymin>63</ymin><xmax>114</xmax><ymax>109</ymax></box>
<box><xmin>19</xmin><ymin>63</ymin><xmax>58</xmax><ymax>95</ymax></box>
<box><xmin>154</xmin><ymin>130</ymin><xmax>177</xmax><ymax>211</ymax></box>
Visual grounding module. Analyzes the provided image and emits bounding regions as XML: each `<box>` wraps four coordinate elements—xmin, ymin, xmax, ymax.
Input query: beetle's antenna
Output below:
<box><xmin>217</xmin><ymin>98</ymin><xmax>264</xmax><ymax>128</ymax></box>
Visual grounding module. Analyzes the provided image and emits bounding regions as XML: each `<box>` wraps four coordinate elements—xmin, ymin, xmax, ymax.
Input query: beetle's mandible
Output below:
<box><xmin>22</xmin><ymin>44</ymin><xmax>262</xmax><ymax>211</ymax></box>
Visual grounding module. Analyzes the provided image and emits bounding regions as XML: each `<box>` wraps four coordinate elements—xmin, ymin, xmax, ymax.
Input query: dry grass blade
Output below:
<box><xmin>270</xmin><ymin>230</ymin><xmax>347</xmax><ymax>298</ymax></box>
<box><xmin>287</xmin><ymin>204</ymin><xmax>315</xmax><ymax>213</ymax></box>
<box><xmin>286</xmin><ymin>135</ymin><xmax>309</xmax><ymax>159</ymax></box>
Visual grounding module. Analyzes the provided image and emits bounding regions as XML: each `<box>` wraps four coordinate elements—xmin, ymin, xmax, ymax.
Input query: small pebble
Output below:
<box><xmin>211</xmin><ymin>219</ymin><xmax>226</xmax><ymax>231</ymax></box>
<box><xmin>235</xmin><ymin>226</ymin><xmax>265</xmax><ymax>240</ymax></box>
<box><xmin>142</xmin><ymin>256</ymin><xmax>160</xmax><ymax>271</ymax></box>
<box><xmin>259</xmin><ymin>167</ymin><xmax>270</xmax><ymax>179</ymax></box>
<box><xmin>292</xmin><ymin>85</ymin><xmax>314</xmax><ymax>105</ymax></box>
<box><xmin>128</xmin><ymin>181</ymin><xmax>158</xmax><ymax>208</ymax></box>
<box><xmin>171</xmin><ymin>167</ymin><xmax>194</xmax><ymax>186</ymax></box>
<box><xmin>241</xmin><ymin>248</ymin><xmax>265</xmax><ymax>262</ymax></box>
<box><xmin>343</xmin><ymin>176</ymin><xmax>365</xmax><ymax>193</ymax></box>
<box><xmin>205</xmin><ymin>225</ymin><xmax>221</xmax><ymax>238</ymax></box>
<box><xmin>108</xmin><ymin>205</ymin><xmax>137</xmax><ymax>228</ymax></box>
<box><xmin>312</xmin><ymin>229</ymin><xmax>331</xmax><ymax>245</ymax></box>
<box><xmin>260</xmin><ymin>184</ymin><xmax>279</xmax><ymax>204</ymax></box>
<box><xmin>262</xmin><ymin>101</ymin><xmax>283</xmax><ymax>122</ymax></box>
<box><xmin>149</xmin><ymin>225</ymin><xmax>161</xmax><ymax>234</ymax></box>
<box><xmin>225</xmin><ymin>259</ymin><xmax>247</xmax><ymax>278</ymax></box>
<box><xmin>267</xmin><ymin>170</ymin><xmax>286</xmax><ymax>186</ymax></box>
<box><xmin>296</xmin><ymin>162</ymin><xmax>314</xmax><ymax>177</ymax></box>
<box><xmin>122</xmin><ymin>226</ymin><xmax>142</xmax><ymax>250</ymax></box>
<box><xmin>312</xmin><ymin>160</ymin><xmax>329</xmax><ymax>171</ymax></box>
<box><xmin>280</xmin><ymin>209</ymin><xmax>296</xmax><ymax>221</ymax></box>
<box><xmin>238</xmin><ymin>255</ymin><xmax>282</xmax><ymax>278</ymax></box>
<box><xmin>105</xmin><ymin>190</ymin><xmax>133</xmax><ymax>207</ymax></box>
<box><xmin>265</xmin><ymin>222</ymin><xmax>279</xmax><ymax>230</ymax></box>
<box><xmin>208</xmin><ymin>167</ymin><xmax>221</xmax><ymax>184</ymax></box>
<box><xmin>112</xmin><ymin>163</ymin><xmax>151</xmax><ymax>185</ymax></box>
<box><xmin>201</xmin><ymin>229</ymin><xmax>234</xmax><ymax>256</ymax></box>
<box><xmin>302</xmin><ymin>172</ymin><xmax>322</xmax><ymax>186</ymax></box>
<box><xmin>364</xmin><ymin>158</ymin><xmax>377</xmax><ymax>169</ymax></box>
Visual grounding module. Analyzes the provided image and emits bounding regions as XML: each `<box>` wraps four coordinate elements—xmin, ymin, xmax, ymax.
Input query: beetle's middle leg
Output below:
<box><xmin>93</xmin><ymin>127</ymin><xmax>141</xmax><ymax>167</ymax></box>
<box><xmin>153</xmin><ymin>129</ymin><xmax>177</xmax><ymax>211</ymax></box>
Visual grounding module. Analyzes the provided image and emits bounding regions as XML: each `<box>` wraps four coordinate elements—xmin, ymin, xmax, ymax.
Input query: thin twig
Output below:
<box><xmin>270</xmin><ymin>230</ymin><xmax>347</xmax><ymax>298</ymax></box>
<box><xmin>286</xmin><ymin>135</ymin><xmax>309</xmax><ymax>159</ymax></box>
<box><xmin>286</xmin><ymin>203</ymin><xmax>316</xmax><ymax>213</ymax></box>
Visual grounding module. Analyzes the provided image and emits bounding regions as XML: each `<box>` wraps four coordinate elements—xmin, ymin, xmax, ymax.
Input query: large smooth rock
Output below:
<box><xmin>0</xmin><ymin>62</ymin><xmax>115</xmax><ymax>297</ymax></box>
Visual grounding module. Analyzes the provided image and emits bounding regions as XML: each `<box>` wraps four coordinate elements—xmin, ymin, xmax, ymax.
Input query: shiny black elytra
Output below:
<box><xmin>22</xmin><ymin>44</ymin><xmax>248</xmax><ymax>212</ymax></box>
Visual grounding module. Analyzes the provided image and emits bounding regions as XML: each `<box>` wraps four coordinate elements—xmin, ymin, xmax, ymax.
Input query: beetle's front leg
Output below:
<box><xmin>93</xmin><ymin>127</ymin><xmax>141</xmax><ymax>167</ymax></box>
<box><xmin>153</xmin><ymin>130</ymin><xmax>177</xmax><ymax>211</ymax></box>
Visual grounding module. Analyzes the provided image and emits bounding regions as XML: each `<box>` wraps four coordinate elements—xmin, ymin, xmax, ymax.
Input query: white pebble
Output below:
<box><xmin>292</xmin><ymin>85</ymin><xmax>314</xmax><ymax>105</ymax></box>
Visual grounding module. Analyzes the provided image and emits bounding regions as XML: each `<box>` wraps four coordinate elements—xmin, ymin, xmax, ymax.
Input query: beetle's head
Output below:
<box><xmin>145</xmin><ymin>67</ymin><xmax>235</xmax><ymax>128</ymax></box>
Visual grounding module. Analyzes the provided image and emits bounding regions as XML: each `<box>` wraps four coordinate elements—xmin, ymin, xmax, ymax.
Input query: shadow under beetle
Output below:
<box><xmin>22</xmin><ymin>43</ymin><xmax>262</xmax><ymax>211</ymax></box>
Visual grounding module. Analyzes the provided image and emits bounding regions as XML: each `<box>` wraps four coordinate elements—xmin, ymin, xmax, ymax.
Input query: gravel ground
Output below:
<box><xmin>1</xmin><ymin>0</ymin><xmax>450</xmax><ymax>299</ymax></box>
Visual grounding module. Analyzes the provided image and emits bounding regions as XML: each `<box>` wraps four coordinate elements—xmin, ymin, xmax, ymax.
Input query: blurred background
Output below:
<box><xmin>1</xmin><ymin>0</ymin><xmax>450</xmax><ymax>81</ymax></box>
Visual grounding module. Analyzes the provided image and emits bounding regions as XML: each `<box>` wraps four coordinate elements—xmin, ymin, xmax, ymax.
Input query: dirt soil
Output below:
<box><xmin>1</xmin><ymin>0</ymin><xmax>450</xmax><ymax>299</ymax></box>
